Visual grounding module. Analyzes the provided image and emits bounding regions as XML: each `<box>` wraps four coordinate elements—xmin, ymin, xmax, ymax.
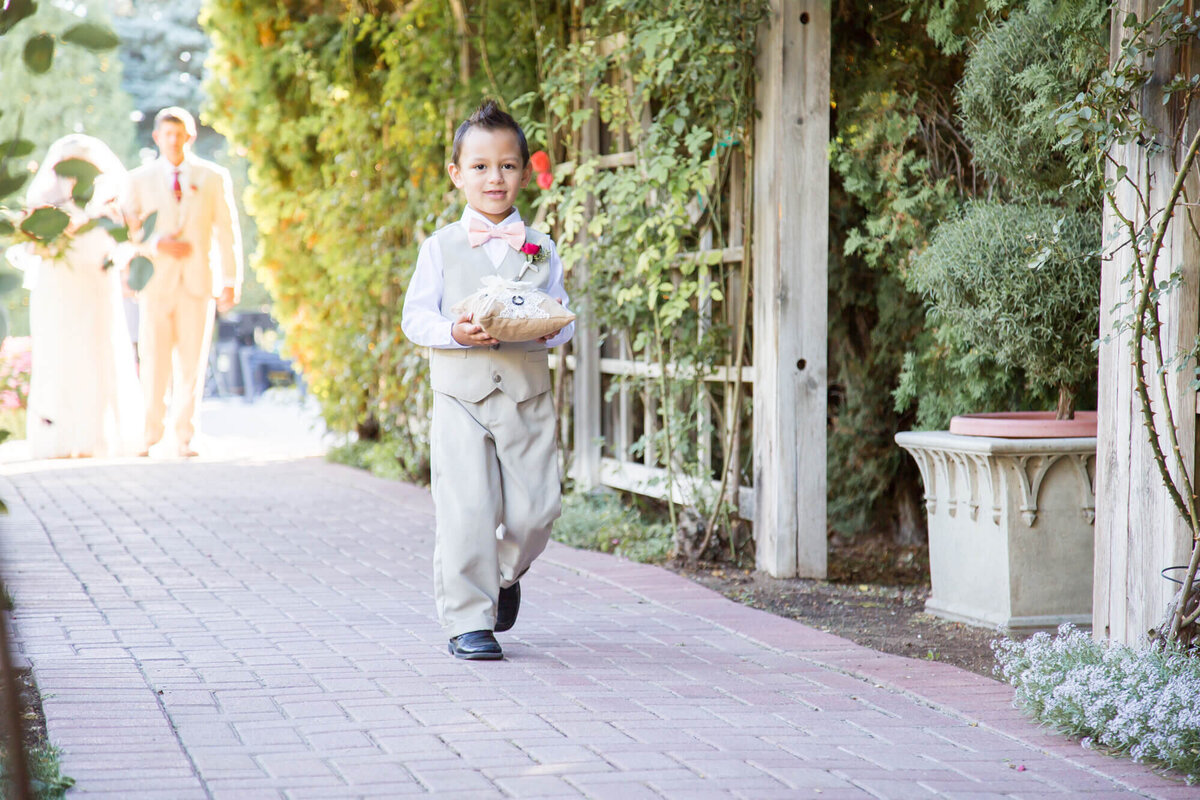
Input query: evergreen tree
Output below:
<box><xmin>110</xmin><ymin>0</ymin><xmax>211</xmax><ymax>156</ymax></box>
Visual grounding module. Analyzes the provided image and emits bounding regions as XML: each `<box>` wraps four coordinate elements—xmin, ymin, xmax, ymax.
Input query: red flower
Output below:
<box><xmin>536</xmin><ymin>171</ymin><xmax>554</xmax><ymax>190</ymax></box>
<box><xmin>530</xmin><ymin>150</ymin><xmax>551</xmax><ymax>173</ymax></box>
<box><xmin>521</xmin><ymin>242</ymin><xmax>540</xmax><ymax>256</ymax></box>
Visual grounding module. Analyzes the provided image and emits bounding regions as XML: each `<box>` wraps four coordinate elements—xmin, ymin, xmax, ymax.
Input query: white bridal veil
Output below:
<box><xmin>24</xmin><ymin>133</ymin><xmax>128</xmax><ymax>212</ymax></box>
<box><xmin>7</xmin><ymin>134</ymin><xmax>129</xmax><ymax>286</ymax></box>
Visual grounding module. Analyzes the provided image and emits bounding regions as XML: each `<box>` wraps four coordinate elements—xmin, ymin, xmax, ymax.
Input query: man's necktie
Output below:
<box><xmin>172</xmin><ymin>169</ymin><xmax>182</xmax><ymax>202</ymax></box>
<box><xmin>467</xmin><ymin>219</ymin><xmax>525</xmax><ymax>249</ymax></box>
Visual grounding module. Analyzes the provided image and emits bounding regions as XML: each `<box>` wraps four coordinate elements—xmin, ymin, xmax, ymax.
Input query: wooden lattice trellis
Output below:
<box><xmin>549</xmin><ymin>2</ymin><xmax>829</xmax><ymax>578</ymax></box>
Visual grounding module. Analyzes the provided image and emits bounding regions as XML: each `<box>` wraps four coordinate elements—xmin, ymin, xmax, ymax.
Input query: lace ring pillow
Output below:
<box><xmin>451</xmin><ymin>275</ymin><xmax>575</xmax><ymax>342</ymax></box>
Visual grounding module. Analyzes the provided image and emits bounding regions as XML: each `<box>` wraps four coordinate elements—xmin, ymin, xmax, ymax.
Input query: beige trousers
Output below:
<box><xmin>139</xmin><ymin>292</ymin><xmax>214</xmax><ymax>450</ymax></box>
<box><xmin>431</xmin><ymin>389</ymin><xmax>562</xmax><ymax>638</ymax></box>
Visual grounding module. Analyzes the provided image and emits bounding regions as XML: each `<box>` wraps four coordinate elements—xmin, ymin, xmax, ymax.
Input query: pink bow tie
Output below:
<box><xmin>467</xmin><ymin>219</ymin><xmax>525</xmax><ymax>250</ymax></box>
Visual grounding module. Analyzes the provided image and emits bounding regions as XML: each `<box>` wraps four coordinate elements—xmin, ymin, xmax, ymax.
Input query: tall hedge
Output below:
<box><xmin>202</xmin><ymin>1</ymin><xmax>559</xmax><ymax>476</ymax></box>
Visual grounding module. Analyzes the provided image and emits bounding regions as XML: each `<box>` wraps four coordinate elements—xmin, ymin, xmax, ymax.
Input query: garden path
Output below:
<box><xmin>0</xmin><ymin>401</ymin><xmax>1191</xmax><ymax>799</ymax></box>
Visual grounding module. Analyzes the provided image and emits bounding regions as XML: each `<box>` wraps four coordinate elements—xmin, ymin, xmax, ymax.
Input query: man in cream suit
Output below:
<box><xmin>121</xmin><ymin>107</ymin><xmax>243</xmax><ymax>457</ymax></box>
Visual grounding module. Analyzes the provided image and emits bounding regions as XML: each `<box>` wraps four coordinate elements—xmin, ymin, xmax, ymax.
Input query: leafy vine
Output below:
<box><xmin>532</xmin><ymin>0</ymin><xmax>766</xmax><ymax>563</ymax></box>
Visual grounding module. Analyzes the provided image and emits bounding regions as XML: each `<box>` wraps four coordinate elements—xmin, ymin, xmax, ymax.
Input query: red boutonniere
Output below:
<box><xmin>521</xmin><ymin>241</ymin><xmax>548</xmax><ymax>264</ymax></box>
<box><xmin>517</xmin><ymin>241</ymin><xmax>549</xmax><ymax>280</ymax></box>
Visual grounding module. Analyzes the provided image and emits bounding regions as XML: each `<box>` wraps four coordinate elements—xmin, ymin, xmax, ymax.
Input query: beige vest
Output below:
<box><xmin>429</xmin><ymin>222</ymin><xmax>553</xmax><ymax>403</ymax></box>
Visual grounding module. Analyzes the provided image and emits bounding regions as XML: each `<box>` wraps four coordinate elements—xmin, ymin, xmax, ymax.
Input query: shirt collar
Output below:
<box><xmin>460</xmin><ymin>205</ymin><xmax>522</xmax><ymax>230</ymax></box>
<box><xmin>158</xmin><ymin>154</ymin><xmax>193</xmax><ymax>176</ymax></box>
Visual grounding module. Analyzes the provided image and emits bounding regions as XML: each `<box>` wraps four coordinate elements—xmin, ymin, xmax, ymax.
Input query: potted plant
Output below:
<box><xmin>895</xmin><ymin>0</ymin><xmax>1107</xmax><ymax>631</ymax></box>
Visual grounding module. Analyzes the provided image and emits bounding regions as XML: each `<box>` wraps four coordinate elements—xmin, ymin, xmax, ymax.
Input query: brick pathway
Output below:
<box><xmin>0</xmin><ymin>435</ymin><xmax>1193</xmax><ymax>797</ymax></box>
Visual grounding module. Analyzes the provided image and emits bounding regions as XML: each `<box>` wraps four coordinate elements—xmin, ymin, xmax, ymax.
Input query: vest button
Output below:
<box><xmin>492</xmin><ymin>373</ymin><xmax>502</xmax><ymax>383</ymax></box>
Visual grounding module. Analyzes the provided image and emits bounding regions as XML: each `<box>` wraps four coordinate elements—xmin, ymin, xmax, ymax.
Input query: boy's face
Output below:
<box><xmin>447</xmin><ymin>127</ymin><xmax>531</xmax><ymax>224</ymax></box>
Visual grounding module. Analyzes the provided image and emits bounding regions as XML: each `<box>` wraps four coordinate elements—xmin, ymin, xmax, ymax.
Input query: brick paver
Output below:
<box><xmin>0</xmin><ymin>438</ymin><xmax>1192</xmax><ymax>797</ymax></box>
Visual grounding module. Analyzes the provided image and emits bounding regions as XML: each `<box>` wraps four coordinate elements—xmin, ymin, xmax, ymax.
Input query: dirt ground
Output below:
<box><xmin>671</xmin><ymin>535</ymin><xmax>1008</xmax><ymax>679</ymax></box>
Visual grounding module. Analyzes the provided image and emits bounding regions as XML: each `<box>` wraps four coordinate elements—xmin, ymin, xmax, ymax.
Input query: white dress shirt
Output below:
<box><xmin>136</xmin><ymin>157</ymin><xmax>189</xmax><ymax>250</ymax></box>
<box><xmin>158</xmin><ymin>156</ymin><xmax>189</xmax><ymax>200</ymax></box>
<box><xmin>401</xmin><ymin>207</ymin><xmax>574</xmax><ymax>349</ymax></box>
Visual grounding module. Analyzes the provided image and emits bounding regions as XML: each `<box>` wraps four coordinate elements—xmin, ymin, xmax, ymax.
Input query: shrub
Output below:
<box><xmin>554</xmin><ymin>492</ymin><xmax>673</xmax><ymax>564</ymax></box>
<box><xmin>202</xmin><ymin>2</ymin><xmax>555</xmax><ymax>456</ymax></box>
<box><xmin>327</xmin><ymin>436</ymin><xmax>429</xmax><ymax>485</ymax></box>
<box><xmin>905</xmin><ymin>202</ymin><xmax>1100</xmax><ymax>417</ymax></box>
<box><xmin>958</xmin><ymin>0</ymin><xmax>1108</xmax><ymax>200</ymax></box>
<box><xmin>994</xmin><ymin>624</ymin><xmax>1200</xmax><ymax>781</ymax></box>
<box><xmin>899</xmin><ymin>0</ymin><xmax>1106</xmax><ymax>422</ymax></box>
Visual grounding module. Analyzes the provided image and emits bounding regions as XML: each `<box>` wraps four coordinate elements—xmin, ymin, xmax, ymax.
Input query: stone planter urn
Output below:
<box><xmin>896</xmin><ymin>414</ymin><xmax>1097</xmax><ymax>632</ymax></box>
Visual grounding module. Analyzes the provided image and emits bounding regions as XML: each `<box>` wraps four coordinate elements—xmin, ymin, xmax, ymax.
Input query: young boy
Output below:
<box><xmin>400</xmin><ymin>101</ymin><xmax>574</xmax><ymax>660</ymax></box>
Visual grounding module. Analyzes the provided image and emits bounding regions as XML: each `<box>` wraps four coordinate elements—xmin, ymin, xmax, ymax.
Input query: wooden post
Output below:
<box><xmin>1094</xmin><ymin>0</ymin><xmax>1197</xmax><ymax>644</ymax></box>
<box><xmin>752</xmin><ymin>0</ymin><xmax>829</xmax><ymax>578</ymax></box>
<box><xmin>571</xmin><ymin>101</ymin><xmax>603</xmax><ymax>491</ymax></box>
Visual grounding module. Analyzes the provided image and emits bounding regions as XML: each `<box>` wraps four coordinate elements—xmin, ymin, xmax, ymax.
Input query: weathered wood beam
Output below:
<box><xmin>752</xmin><ymin>0</ymin><xmax>829</xmax><ymax>578</ymax></box>
<box><xmin>1094</xmin><ymin>0</ymin><xmax>1197</xmax><ymax>644</ymax></box>
<box><xmin>571</xmin><ymin>98</ymin><xmax>603</xmax><ymax>491</ymax></box>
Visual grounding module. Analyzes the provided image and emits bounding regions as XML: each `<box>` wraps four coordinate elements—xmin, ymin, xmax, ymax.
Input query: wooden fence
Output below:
<box><xmin>549</xmin><ymin>2</ymin><xmax>829</xmax><ymax>578</ymax></box>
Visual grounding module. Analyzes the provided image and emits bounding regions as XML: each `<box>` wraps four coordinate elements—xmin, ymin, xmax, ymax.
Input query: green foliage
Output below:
<box><xmin>906</xmin><ymin>202</ymin><xmax>1100</xmax><ymax>405</ymax></box>
<box><xmin>828</xmin><ymin>0</ymin><xmax>1104</xmax><ymax>533</ymax></box>
<box><xmin>894</xmin><ymin>323</ymin><xmax>1053</xmax><ymax>430</ymax></box>
<box><xmin>61</xmin><ymin>22</ymin><xmax>121</xmax><ymax>52</ymax></box>
<box><xmin>538</xmin><ymin>0</ymin><xmax>765</xmax><ymax>548</ymax></box>
<box><xmin>22</xmin><ymin>34</ymin><xmax>54</xmax><ymax>74</ymax></box>
<box><xmin>206</xmin><ymin>0</ymin><xmax>764</xmax><ymax>559</ymax></box>
<box><xmin>203</xmin><ymin>0</ymin><xmax>557</xmax><ymax>453</ymax></box>
<box><xmin>326</xmin><ymin>436</ymin><xmax>429</xmax><ymax>485</ymax></box>
<box><xmin>893</xmin><ymin>0</ymin><xmax>1104</xmax><ymax>424</ymax></box>
<box><xmin>828</xmin><ymin>1</ymin><xmax>983</xmax><ymax>538</ymax></box>
<box><xmin>0</xmin><ymin>0</ymin><xmax>127</xmax><ymax>344</ymax></box>
<box><xmin>957</xmin><ymin>0</ymin><xmax>1107</xmax><ymax>199</ymax></box>
<box><xmin>554</xmin><ymin>491</ymin><xmax>673</xmax><ymax>564</ymax></box>
<box><xmin>53</xmin><ymin>157</ymin><xmax>101</xmax><ymax>205</ymax></box>
<box><xmin>0</xmin><ymin>742</ymin><xmax>74</xmax><ymax>799</ymax></box>
<box><xmin>0</xmin><ymin>0</ymin><xmax>135</xmax><ymax>189</ymax></box>
<box><xmin>0</xmin><ymin>408</ymin><xmax>25</xmax><ymax>442</ymax></box>
<box><xmin>127</xmin><ymin>256</ymin><xmax>154</xmax><ymax>292</ymax></box>
<box><xmin>18</xmin><ymin>207</ymin><xmax>69</xmax><ymax>241</ymax></box>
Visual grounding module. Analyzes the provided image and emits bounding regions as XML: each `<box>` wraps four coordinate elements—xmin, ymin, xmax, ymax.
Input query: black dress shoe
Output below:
<box><xmin>448</xmin><ymin>630</ymin><xmax>503</xmax><ymax>660</ymax></box>
<box><xmin>495</xmin><ymin>582</ymin><xmax>520</xmax><ymax>633</ymax></box>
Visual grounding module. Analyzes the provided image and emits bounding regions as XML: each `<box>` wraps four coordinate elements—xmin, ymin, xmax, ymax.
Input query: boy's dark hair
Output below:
<box><xmin>451</xmin><ymin>100</ymin><xmax>529</xmax><ymax>166</ymax></box>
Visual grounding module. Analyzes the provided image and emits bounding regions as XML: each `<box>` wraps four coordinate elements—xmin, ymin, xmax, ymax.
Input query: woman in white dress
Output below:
<box><xmin>5</xmin><ymin>135</ymin><xmax>143</xmax><ymax>458</ymax></box>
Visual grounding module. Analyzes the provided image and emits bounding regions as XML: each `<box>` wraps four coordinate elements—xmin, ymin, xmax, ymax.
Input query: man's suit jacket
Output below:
<box><xmin>122</xmin><ymin>155</ymin><xmax>243</xmax><ymax>304</ymax></box>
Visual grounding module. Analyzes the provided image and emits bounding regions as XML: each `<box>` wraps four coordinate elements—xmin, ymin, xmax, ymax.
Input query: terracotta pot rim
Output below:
<box><xmin>948</xmin><ymin>410</ymin><xmax>1098</xmax><ymax>439</ymax></box>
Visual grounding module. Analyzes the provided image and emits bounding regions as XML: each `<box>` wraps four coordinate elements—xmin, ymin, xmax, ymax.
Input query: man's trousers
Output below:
<box><xmin>139</xmin><ymin>291</ymin><xmax>214</xmax><ymax>450</ymax></box>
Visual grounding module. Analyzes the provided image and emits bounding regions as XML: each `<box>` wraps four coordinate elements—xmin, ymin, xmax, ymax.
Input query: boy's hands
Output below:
<box><xmin>452</xmin><ymin>312</ymin><xmax>499</xmax><ymax>347</ymax></box>
<box><xmin>537</xmin><ymin>298</ymin><xmax>566</xmax><ymax>343</ymax></box>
